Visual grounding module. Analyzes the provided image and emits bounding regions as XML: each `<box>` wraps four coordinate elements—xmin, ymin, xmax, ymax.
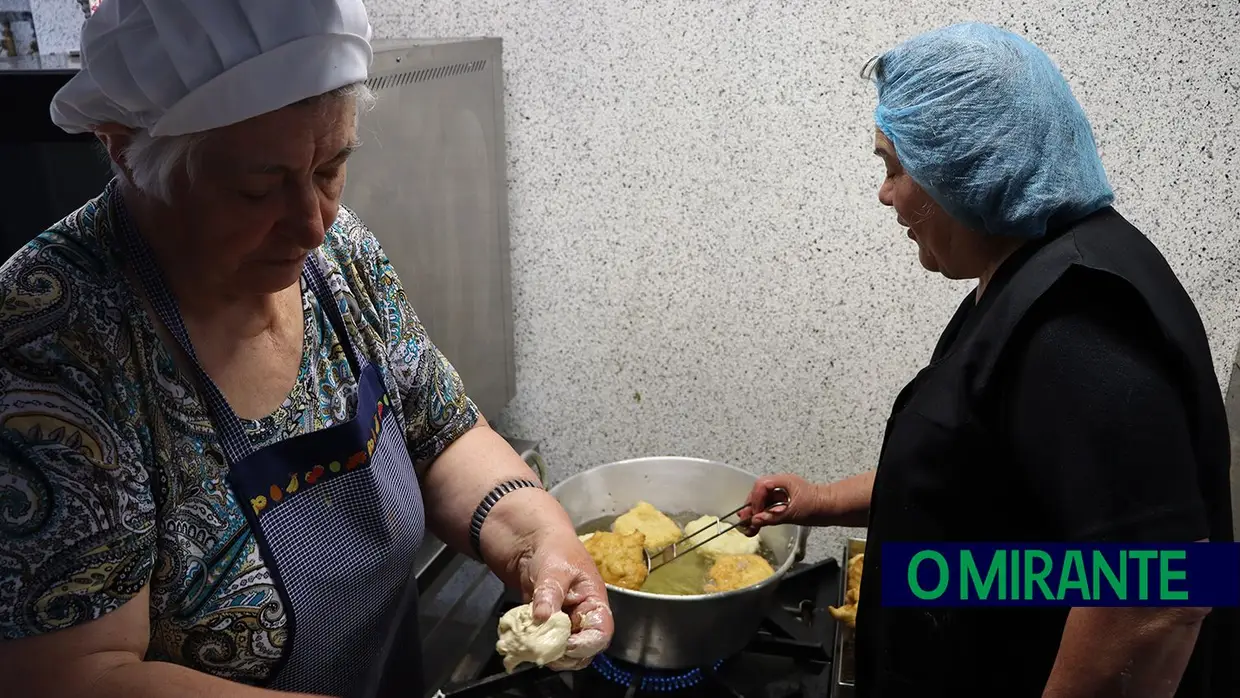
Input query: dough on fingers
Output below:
<box><xmin>495</xmin><ymin>603</ymin><xmax>573</xmax><ymax>673</ymax></box>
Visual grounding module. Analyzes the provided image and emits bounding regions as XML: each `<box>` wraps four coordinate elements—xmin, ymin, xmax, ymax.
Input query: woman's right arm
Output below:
<box><xmin>742</xmin><ymin>470</ymin><xmax>875</xmax><ymax>532</ymax></box>
<box><xmin>0</xmin><ymin>587</ymin><xmax>324</xmax><ymax>698</ymax></box>
<box><xmin>818</xmin><ymin>470</ymin><xmax>876</xmax><ymax>527</ymax></box>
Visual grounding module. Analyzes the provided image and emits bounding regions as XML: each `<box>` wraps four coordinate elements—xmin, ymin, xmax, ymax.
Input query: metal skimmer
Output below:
<box><xmin>645</xmin><ymin>487</ymin><xmax>791</xmax><ymax>573</ymax></box>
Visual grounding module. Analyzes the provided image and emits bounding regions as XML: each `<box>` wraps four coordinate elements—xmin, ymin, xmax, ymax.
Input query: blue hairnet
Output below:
<box><xmin>872</xmin><ymin>23</ymin><xmax>1114</xmax><ymax>239</ymax></box>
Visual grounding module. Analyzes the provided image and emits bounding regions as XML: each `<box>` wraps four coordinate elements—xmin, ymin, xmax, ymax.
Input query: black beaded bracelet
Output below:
<box><xmin>469</xmin><ymin>478</ymin><xmax>542</xmax><ymax>558</ymax></box>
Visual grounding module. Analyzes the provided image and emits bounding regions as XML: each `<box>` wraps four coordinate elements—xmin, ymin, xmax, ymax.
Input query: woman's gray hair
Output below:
<box><xmin>115</xmin><ymin>82</ymin><xmax>377</xmax><ymax>203</ymax></box>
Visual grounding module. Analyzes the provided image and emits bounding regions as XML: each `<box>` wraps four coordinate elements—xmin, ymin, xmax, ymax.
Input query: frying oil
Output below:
<box><xmin>576</xmin><ymin>511</ymin><xmax>777</xmax><ymax>596</ymax></box>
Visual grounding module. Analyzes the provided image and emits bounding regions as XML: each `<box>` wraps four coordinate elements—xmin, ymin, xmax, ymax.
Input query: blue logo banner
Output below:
<box><xmin>880</xmin><ymin>543</ymin><xmax>1240</xmax><ymax>607</ymax></box>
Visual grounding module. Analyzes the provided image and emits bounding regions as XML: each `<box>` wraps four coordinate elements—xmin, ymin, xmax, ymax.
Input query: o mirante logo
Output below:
<box><xmin>881</xmin><ymin>543</ymin><xmax>1240</xmax><ymax>608</ymax></box>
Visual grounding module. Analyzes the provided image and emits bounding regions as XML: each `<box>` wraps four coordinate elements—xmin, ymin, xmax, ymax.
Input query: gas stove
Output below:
<box><xmin>401</xmin><ymin>437</ymin><xmax>845</xmax><ymax>698</ymax></box>
<box><xmin>423</xmin><ymin>557</ymin><xmax>842</xmax><ymax>698</ymax></box>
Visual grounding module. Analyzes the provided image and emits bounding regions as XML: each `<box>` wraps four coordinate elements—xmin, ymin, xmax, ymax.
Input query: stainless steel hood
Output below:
<box><xmin>342</xmin><ymin>38</ymin><xmax>515</xmax><ymax>420</ymax></box>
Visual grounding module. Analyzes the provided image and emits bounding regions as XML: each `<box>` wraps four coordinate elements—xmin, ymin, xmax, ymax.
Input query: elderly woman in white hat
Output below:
<box><xmin>0</xmin><ymin>1</ymin><xmax>612</xmax><ymax>696</ymax></box>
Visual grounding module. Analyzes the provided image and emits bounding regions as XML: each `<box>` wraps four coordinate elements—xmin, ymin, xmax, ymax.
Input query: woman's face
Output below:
<box><xmin>873</xmin><ymin>129</ymin><xmax>986</xmax><ymax>280</ymax></box>
<box><xmin>868</xmin><ymin>129</ymin><xmax>962</xmax><ymax>277</ymax></box>
<box><xmin>141</xmin><ymin>95</ymin><xmax>358</xmax><ymax>296</ymax></box>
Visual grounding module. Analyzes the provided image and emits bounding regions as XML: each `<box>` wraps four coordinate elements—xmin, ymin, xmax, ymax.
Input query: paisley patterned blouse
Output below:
<box><xmin>0</xmin><ymin>187</ymin><xmax>480</xmax><ymax>683</ymax></box>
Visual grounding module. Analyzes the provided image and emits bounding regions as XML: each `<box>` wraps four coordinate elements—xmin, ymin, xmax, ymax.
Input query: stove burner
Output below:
<box><xmin>427</xmin><ymin>558</ymin><xmax>841</xmax><ymax>697</ymax></box>
<box><xmin>591</xmin><ymin>654</ymin><xmax>724</xmax><ymax>692</ymax></box>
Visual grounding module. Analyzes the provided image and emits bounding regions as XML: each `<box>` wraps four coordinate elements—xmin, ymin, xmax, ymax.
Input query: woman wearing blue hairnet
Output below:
<box><xmin>743</xmin><ymin>23</ymin><xmax>1236</xmax><ymax>697</ymax></box>
<box><xmin>0</xmin><ymin>1</ymin><xmax>612</xmax><ymax>697</ymax></box>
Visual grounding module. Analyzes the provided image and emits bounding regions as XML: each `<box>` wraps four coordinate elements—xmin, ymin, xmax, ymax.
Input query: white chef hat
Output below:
<box><xmin>50</xmin><ymin>0</ymin><xmax>374</xmax><ymax>137</ymax></box>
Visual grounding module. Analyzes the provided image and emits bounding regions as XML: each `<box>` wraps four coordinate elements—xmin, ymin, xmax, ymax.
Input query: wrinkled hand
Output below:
<box><xmin>738</xmin><ymin>473</ymin><xmax>819</xmax><ymax>536</ymax></box>
<box><xmin>519</xmin><ymin>531</ymin><xmax>614</xmax><ymax>671</ymax></box>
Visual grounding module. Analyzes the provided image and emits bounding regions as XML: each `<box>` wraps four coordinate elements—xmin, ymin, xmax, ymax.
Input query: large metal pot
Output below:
<box><xmin>548</xmin><ymin>456</ymin><xmax>808</xmax><ymax>669</ymax></box>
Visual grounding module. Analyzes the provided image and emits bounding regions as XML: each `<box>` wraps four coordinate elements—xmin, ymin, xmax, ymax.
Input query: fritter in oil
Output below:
<box><xmin>684</xmin><ymin>515</ymin><xmax>760</xmax><ymax>560</ymax></box>
<box><xmin>582</xmin><ymin>530</ymin><xmax>649</xmax><ymax>591</ymax></box>
<box><xmin>703</xmin><ymin>553</ymin><xmax>775</xmax><ymax>593</ymax></box>
<box><xmin>612</xmin><ymin>501</ymin><xmax>683</xmax><ymax>554</ymax></box>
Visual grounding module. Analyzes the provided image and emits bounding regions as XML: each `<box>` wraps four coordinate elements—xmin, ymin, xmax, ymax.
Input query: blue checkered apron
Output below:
<box><xmin>110</xmin><ymin>184</ymin><xmax>426</xmax><ymax>697</ymax></box>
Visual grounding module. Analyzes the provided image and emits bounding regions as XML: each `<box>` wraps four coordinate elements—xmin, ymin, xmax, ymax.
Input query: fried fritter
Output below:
<box><xmin>684</xmin><ymin>515</ymin><xmax>760</xmax><ymax>560</ymax></box>
<box><xmin>612</xmin><ymin>501</ymin><xmax>683</xmax><ymax>554</ymax></box>
<box><xmin>847</xmin><ymin>552</ymin><xmax>863</xmax><ymax>592</ymax></box>
<box><xmin>582</xmin><ymin>530</ymin><xmax>649</xmax><ymax>591</ymax></box>
<box><xmin>703</xmin><ymin>553</ymin><xmax>775</xmax><ymax>593</ymax></box>
<box><xmin>828</xmin><ymin>603</ymin><xmax>857</xmax><ymax>627</ymax></box>
<box><xmin>828</xmin><ymin>552</ymin><xmax>865</xmax><ymax>628</ymax></box>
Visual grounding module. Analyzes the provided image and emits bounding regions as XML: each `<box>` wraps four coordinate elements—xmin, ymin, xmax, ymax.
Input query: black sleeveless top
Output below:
<box><xmin>854</xmin><ymin>207</ymin><xmax>1237</xmax><ymax>697</ymax></box>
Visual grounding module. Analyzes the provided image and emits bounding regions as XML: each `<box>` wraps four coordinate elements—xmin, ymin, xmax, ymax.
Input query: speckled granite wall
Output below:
<box><xmin>26</xmin><ymin>0</ymin><xmax>82</xmax><ymax>55</ymax></box>
<box><xmin>27</xmin><ymin>1</ymin><xmax>1240</xmax><ymax>562</ymax></box>
<box><xmin>364</xmin><ymin>0</ymin><xmax>1239</xmax><ymax>562</ymax></box>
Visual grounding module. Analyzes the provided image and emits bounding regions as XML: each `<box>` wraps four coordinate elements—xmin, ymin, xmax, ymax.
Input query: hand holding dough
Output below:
<box><xmin>495</xmin><ymin>603</ymin><xmax>572</xmax><ymax>673</ymax></box>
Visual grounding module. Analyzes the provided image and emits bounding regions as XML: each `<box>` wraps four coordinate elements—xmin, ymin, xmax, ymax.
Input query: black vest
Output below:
<box><xmin>854</xmin><ymin>207</ymin><xmax>1236</xmax><ymax>697</ymax></box>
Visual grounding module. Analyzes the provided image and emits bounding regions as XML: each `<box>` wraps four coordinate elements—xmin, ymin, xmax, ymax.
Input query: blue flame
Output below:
<box><xmin>591</xmin><ymin>654</ymin><xmax>724</xmax><ymax>692</ymax></box>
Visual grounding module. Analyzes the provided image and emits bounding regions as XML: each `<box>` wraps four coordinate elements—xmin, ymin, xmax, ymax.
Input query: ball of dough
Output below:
<box><xmin>612</xmin><ymin>501</ymin><xmax>683</xmax><ymax>554</ymax></box>
<box><xmin>683</xmin><ymin>515</ymin><xmax>760</xmax><ymax>560</ymax></box>
<box><xmin>495</xmin><ymin>603</ymin><xmax>572</xmax><ymax>673</ymax></box>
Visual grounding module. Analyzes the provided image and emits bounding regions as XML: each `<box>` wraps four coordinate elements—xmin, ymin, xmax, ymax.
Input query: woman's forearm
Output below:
<box><xmin>1042</xmin><ymin>606</ymin><xmax>1208</xmax><ymax>698</ymax></box>
<box><xmin>419</xmin><ymin>418</ymin><xmax>576</xmax><ymax>583</ymax></box>
<box><xmin>91</xmin><ymin>660</ymin><xmax>327</xmax><ymax>698</ymax></box>
<box><xmin>818</xmin><ymin>470</ymin><xmax>874</xmax><ymax>527</ymax></box>
<box><xmin>21</xmin><ymin>655</ymin><xmax>324</xmax><ymax>698</ymax></box>
<box><xmin>3</xmin><ymin>588</ymin><xmax>326</xmax><ymax>698</ymax></box>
